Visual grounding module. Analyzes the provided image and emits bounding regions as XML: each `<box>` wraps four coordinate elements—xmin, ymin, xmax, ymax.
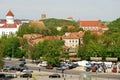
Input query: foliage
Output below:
<box><xmin>41</xmin><ymin>18</ymin><xmax>79</xmax><ymax>28</ymax></box>
<box><xmin>41</xmin><ymin>18</ymin><xmax>80</xmax><ymax>35</ymax></box>
<box><xmin>78</xmin><ymin>18</ymin><xmax>120</xmax><ymax>60</ymax></box>
<box><xmin>108</xmin><ymin>18</ymin><xmax>120</xmax><ymax>32</ymax></box>
<box><xmin>37</xmin><ymin>40</ymin><xmax>64</xmax><ymax>66</ymax></box>
<box><xmin>0</xmin><ymin>39</ymin><xmax>4</xmax><ymax>69</ymax></box>
<box><xmin>1</xmin><ymin>35</ymin><xmax>20</xmax><ymax>58</ymax></box>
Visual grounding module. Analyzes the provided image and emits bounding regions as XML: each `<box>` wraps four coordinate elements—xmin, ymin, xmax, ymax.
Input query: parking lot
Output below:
<box><xmin>2</xmin><ymin>59</ymin><xmax>120</xmax><ymax>80</ymax></box>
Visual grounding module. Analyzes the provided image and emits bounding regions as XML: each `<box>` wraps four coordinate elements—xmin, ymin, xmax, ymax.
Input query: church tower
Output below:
<box><xmin>6</xmin><ymin>10</ymin><xmax>14</xmax><ymax>24</ymax></box>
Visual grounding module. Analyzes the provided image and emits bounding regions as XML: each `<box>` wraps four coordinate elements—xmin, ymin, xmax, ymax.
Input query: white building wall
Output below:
<box><xmin>6</xmin><ymin>16</ymin><xmax>14</xmax><ymax>24</ymax></box>
<box><xmin>63</xmin><ymin>39</ymin><xmax>80</xmax><ymax>48</ymax></box>
<box><xmin>0</xmin><ymin>27</ymin><xmax>19</xmax><ymax>36</ymax></box>
<box><xmin>0</xmin><ymin>24</ymin><xmax>4</xmax><ymax>26</ymax></box>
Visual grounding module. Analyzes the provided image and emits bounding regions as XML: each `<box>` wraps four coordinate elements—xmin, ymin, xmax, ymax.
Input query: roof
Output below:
<box><xmin>69</xmin><ymin>57</ymin><xmax>81</xmax><ymax>61</ymax></box>
<box><xmin>80</xmin><ymin>20</ymin><xmax>100</xmax><ymax>27</ymax></box>
<box><xmin>0</xmin><ymin>23</ymin><xmax>17</xmax><ymax>28</ymax></box>
<box><xmin>100</xmin><ymin>26</ymin><xmax>108</xmax><ymax>29</ymax></box>
<box><xmin>0</xmin><ymin>22</ymin><xmax>21</xmax><ymax>28</ymax></box>
<box><xmin>90</xmin><ymin>57</ymin><xmax>102</xmax><ymax>61</ymax></box>
<box><xmin>62</xmin><ymin>31</ymin><xmax>84</xmax><ymax>39</ymax></box>
<box><xmin>0</xmin><ymin>21</ymin><xmax>6</xmax><ymax>24</ymax></box>
<box><xmin>44</xmin><ymin>36</ymin><xmax>62</xmax><ymax>40</ymax></box>
<box><xmin>106</xmin><ymin>58</ymin><xmax>118</xmax><ymax>61</ymax></box>
<box><xmin>6</xmin><ymin>10</ymin><xmax>14</xmax><ymax>16</ymax></box>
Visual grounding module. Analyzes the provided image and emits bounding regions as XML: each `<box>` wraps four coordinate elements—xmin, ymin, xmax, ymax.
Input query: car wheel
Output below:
<box><xmin>49</xmin><ymin>76</ymin><xmax>52</xmax><ymax>78</ymax></box>
<box><xmin>30</xmin><ymin>75</ymin><xmax>32</xmax><ymax>78</ymax></box>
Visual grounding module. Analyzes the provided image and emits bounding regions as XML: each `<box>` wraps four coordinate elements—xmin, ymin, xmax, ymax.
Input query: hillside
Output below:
<box><xmin>108</xmin><ymin>18</ymin><xmax>120</xmax><ymax>32</ymax></box>
<box><xmin>40</xmin><ymin>18</ymin><xmax>79</xmax><ymax>28</ymax></box>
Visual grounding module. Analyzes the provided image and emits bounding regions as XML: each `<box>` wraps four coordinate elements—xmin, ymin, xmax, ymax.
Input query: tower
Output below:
<box><xmin>41</xmin><ymin>14</ymin><xmax>46</xmax><ymax>19</ymax></box>
<box><xmin>6</xmin><ymin>10</ymin><xmax>14</xmax><ymax>24</ymax></box>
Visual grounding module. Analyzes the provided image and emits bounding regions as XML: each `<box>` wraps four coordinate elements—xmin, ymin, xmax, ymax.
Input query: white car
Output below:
<box><xmin>104</xmin><ymin>62</ymin><xmax>112</xmax><ymax>68</ymax></box>
<box><xmin>37</xmin><ymin>61</ymin><xmax>47</xmax><ymax>67</ymax></box>
<box><xmin>4</xmin><ymin>57</ymin><xmax>11</xmax><ymax>60</ymax></box>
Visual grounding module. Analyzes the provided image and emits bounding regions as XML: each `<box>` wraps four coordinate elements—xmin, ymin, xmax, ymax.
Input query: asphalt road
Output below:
<box><xmin>4</xmin><ymin>59</ymin><xmax>120</xmax><ymax>80</ymax></box>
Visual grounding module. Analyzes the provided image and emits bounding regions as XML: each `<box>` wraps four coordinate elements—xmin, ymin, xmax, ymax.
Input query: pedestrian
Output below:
<box><xmin>39</xmin><ymin>67</ymin><xmax>41</xmax><ymax>72</ymax></box>
<box><xmin>101</xmin><ymin>63</ymin><xmax>106</xmax><ymax>73</ymax></box>
<box><xmin>62</xmin><ymin>69</ymin><xmax>64</xmax><ymax>77</ymax></box>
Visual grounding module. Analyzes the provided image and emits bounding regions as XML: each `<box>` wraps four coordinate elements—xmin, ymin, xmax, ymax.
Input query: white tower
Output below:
<box><xmin>6</xmin><ymin>10</ymin><xmax>14</xmax><ymax>24</ymax></box>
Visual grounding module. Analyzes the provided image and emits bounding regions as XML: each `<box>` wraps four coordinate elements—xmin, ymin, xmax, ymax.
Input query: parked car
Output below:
<box><xmin>85</xmin><ymin>66</ymin><xmax>91</xmax><ymax>72</ymax></box>
<box><xmin>68</xmin><ymin>63</ymin><xmax>79</xmax><ymax>69</ymax></box>
<box><xmin>4</xmin><ymin>57</ymin><xmax>11</xmax><ymax>61</ymax></box>
<box><xmin>0</xmin><ymin>73</ymin><xmax>5</xmax><ymax>78</ymax></box>
<box><xmin>20</xmin><ymin>73</ymin><xmax>32</xmax><ymax>78</ymax></box>
<box><xmin>3</xmin><ymin>66</ymin><xmax>10</xmax><ymax>72</ymax></box>
<box><xmin>19</xmin><ymin>66</ymin><xmax>28</xmax><ymax>72</ymax></box>
<box><xmin>56</xmin><ymin>65</ymin><xmax>68</xmax><ymax>70</ymax></box>
<box><xmin>23</xmin><ymin>69</ymin><xmax>33</xmax><ymax>73</ymax></box>
<box><xmin>85</xmin><ymin>64</ymin><xmax>92</xmax><ymax>72</ymax></box>
<box><xmin>49</xmin><ymin>74</ymin><xmax>61</xmax><ymax>78</ymax></box>
<box><xmin>46</xmin><ymin>65</ymin><xmax>54</xmax><ymax>69</ymax></box>
<box><xmin>112</xmin><ymin>68</ymin><xmax>117</xmax><ymax>73</ymax></box>
<box><xmin>37</xmin><ymin>61</ymin><xmax>47</xmax><ymax>67</ymax></box>
<box><xmin>19</xmin><ymin>61</ymin><xmax>26</xmax><ymax>67</ymax></box>
<box><xmin>91</xmin><ymin>66</ymin><xmax>97</xmax><ymax>72</ymax></box>
<box><xmin>19</xmin><ymin>58</ymin><xmax>25</xmax><ymax>61</ymax></box>
<box><xmin>5</xmin><ymin>73</ymin><xmax>17</xmax><ymax>78</ymax></box>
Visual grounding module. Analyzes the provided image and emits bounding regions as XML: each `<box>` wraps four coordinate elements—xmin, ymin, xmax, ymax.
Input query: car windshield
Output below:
<box><xmin>4</xmin><ymin>66</ymin><xmax>10</xmax><ymax>69</ymax></box>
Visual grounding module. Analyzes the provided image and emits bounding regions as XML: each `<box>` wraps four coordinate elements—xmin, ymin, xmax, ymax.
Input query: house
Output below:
<box><xmin>79</xmin><ymin>20</ymin><xmax>109</xmax><ymax>32</ymax></box>
<box><xmin>0</xmin><ymin>10</ymin><xmax>21</xmax><ymax>36</ymax></box>
<box><xmin>62</xmin><ymin>31</ymin><xmax>84</xmax><ymax>48</ymax></box>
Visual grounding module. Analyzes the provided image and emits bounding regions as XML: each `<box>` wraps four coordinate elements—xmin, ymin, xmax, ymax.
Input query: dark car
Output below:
<box><xmin>49</xmin><ymin>74</ymin><xmax>60</xmax><ymax>78</ymax></box>
<box><xmin>69</xmin><ymin>63</ymin><xmax>79</xmax><ymax>69</ymax></box>
<box><xmin>19</xmin><ymin>61</ymin><xmax>26</xmax><ymax>67</ymax></box>
<box><xmin>20</xmin><ymin>73</ymin><xmax>32</xmax><ymax>78</ymax></box>
<box><xmin>56</xmin><ymin>65</ymin><xmax>68</xmax><ymax>70</ymax></box>
<box><xmin>0</xmin><ymin>73</ymin><xmax>5</xmax><ymax>78</ymax></box>
<box><xmin>46</xmin><ymin>65</ymin><xmax>54</xmax><ymax>69</ymax></box>
<box><xmin>3</xmin><ymin>66</ymin><xmax>10</xmax><ymax>72</ymax></box>
<box><xmin>19</xmin><ymin>58</ymin><xmax>25</xmax><ymax>61</ymax></box>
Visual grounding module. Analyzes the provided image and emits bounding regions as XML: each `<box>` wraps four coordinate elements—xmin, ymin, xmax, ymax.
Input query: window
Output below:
<box><xmin>72</xmin><ymin>40</ymin><xmax>74</xmax><ymax>43</ymax></box>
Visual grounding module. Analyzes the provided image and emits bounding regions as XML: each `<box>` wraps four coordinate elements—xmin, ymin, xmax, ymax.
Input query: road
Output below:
<box><xmin>4</xmin><ymin>59</ymin><xmax>120</xmax><ymax>80</ymax></box>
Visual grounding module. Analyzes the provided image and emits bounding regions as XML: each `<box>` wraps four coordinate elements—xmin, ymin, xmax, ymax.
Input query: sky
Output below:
<box><xmin>0</xmin><ymin>0</ymin><xmax>120</xmax><ymax>21</ymax></box>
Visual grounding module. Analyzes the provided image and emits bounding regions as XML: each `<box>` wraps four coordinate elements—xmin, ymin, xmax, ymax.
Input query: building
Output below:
<box><xmin>79</xmin><ymin>20</ymin><xmax>109</xmax><ymax>32</ymax></box>
<box><xmin>41</xmin><ymin>14</ymin><xmax>46</xmax><ymax>19</ymax></box>
<box><xmin>62</xmin><ymin>31</ymin><xmax>84</xmax><ymax>55</ymax></box>
<box><xmin>62</xmin><ymin>31</ymin><xmax>84</xmax><ymax>48</ymax></box>
<box><xmin>0</xmin><ymin>10</ymin><xmax>21</xmax><ymax>36</ymax></box>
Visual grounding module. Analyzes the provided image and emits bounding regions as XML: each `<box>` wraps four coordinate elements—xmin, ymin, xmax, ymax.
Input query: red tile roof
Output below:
<box><xmin>0</xmin><ymin>22</ymin><xmax>6</xmax><ymax>24</ymax></box>
<box><xmin>80</xmin><ymin>20</ymin><xmax>100</xmax><ymax>27</ymax></box>
<box><xmin>44</xmin><ymin>36</ymin><xmax>62</xmax><ymax>40</ymax></box>
<box><xmin>62</xmin><ymin>31</ymin><xmax>84</xmax><ymax>39</ymax></box>
<box><xmin>100</xmin><ymin>26</ymin><xmax>108</xmax><ymax>28</ymax></box>
<box><xmin>0</xmin><ymin>23</ymin><xmax>17</xmax><ymax>28</ymax></box>
<box><xmin>0</xmin><ymin>22</ymin><xmax>21</xmax><ymax>28</ymax></box>
<box><xmin>6</xmin><ymin>10</ymin><xmax>14</xmax><ymax>16</ymax></box>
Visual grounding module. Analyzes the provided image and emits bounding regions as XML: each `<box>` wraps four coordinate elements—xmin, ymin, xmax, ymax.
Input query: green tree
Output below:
<box><xmin>0</xmin><ymin>39</ymin><xmax>4</xmax><ymax>69</ymax></box>
<box><xmin>37</xmin><ymin>40</ymin><xmax>64</xmax><ymax>66</ymax></box>
<box><xmin>1</xmin><ymin>35</ymin><xmax>20</xmax><ymax>58</ymax></box>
